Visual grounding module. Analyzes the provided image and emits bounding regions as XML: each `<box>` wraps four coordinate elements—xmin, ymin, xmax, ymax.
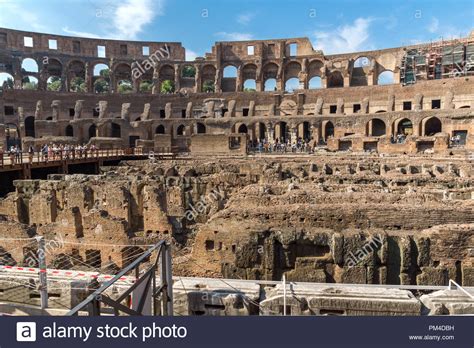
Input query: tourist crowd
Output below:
<box><xmin>0</xmin><ymin>143</ymin><xmax>99</xmax><ymax>164</ymax></box>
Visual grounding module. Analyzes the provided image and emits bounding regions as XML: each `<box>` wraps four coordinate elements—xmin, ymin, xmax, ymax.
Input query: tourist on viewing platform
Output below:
<box><xmin>41</xmin><ymin>144</ymin><xmax>48</xmax><ymax>162</ymax></box>
<box><xmin>8</xmin><ymin>146</ymin><xmax>15</xmax><ymax>164</ymax></box>
<box><xmin>28</xmin><ymin>145</ymin><xmax>34</xmax><ymax>163</ymax></box>
<box><xmin>14</xmin><ymin>145</ymin><xmax>21</xmax><ymax>163</ymax></box>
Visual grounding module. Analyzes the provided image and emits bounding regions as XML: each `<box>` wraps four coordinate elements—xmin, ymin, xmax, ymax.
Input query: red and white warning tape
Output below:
<box><xmin>0</xmin><ymin>265</ymin><xmax>135</xmax><ymax>283</ymax></box>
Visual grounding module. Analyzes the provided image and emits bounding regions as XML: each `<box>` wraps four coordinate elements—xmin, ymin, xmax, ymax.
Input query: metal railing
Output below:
<box><xmin>67</xmin><ymin>241</ymin><xmax>173</xmax><ymax>316</ymax></box>
<box><xmin>0</xmin><ymin>147</ymin><xmax>144</xmax><ymax>168</ymax></box>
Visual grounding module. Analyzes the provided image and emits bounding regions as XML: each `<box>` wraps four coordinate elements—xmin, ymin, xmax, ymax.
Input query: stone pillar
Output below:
<box><xmin>174</xmin><ymin>64</ymin><xmax>180</xmax><ymax>92</ymax></box>
<box><xmin>194</xmin><ymin>64</ymin><xmax>202</xmax><ymax>93</ymax></box>
<box><xmin>85</xmin><ymin>62</ymin><xmax>92</xmax><ymax>93</ymax></box>
<box><xmin>367</xmin><ymin>119</ymin><xmax>373</xmax><ymax>136</ymax></box>
<box><xmin>266</xmin><ymin>123</ymin><xmax>274</xmax><ymax>146</ymax></box>
<box><xmin>109</xmin><ymin>72</ymin><xmax>115</xmax><ymax>94</ymax></box>
<box><xmin>311</xmin><ymin>122</ymin><xmax>320</xmax><ymax>144</ymax></box>
<box><xmin>152</xmin><ymin>66</ymin><xmax>160</xmax><ymax>94</ymax></box>
<box><xmin>236</xmin><ymin>65</ymin><xmax>243</xmax><ymax>92</ymax></box>
<box><xmin>214</xmin><ymin>67</ymin><xmax>221</xmax><ymax>93</ymax></box>
<box><xmin>290</xmin><ymin>126</ymin><xmax>297</xmax><ymax>145</ymax></box>
<box><xmin>61</xmin><ymin>71</ymin><xmax>67</xmax><ymax>92</ymax></box>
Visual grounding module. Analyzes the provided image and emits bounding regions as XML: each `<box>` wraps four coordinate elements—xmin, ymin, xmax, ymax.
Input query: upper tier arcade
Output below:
<box><xmin>1</xmin><ymin>27</ymin><xmax>473</xmax><ymax>95</ymax></box>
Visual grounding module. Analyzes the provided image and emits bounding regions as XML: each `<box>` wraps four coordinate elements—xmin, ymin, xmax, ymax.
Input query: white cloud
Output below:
<box><xmin>185</xmin><ymin>49</ymin><xmax>199</xmax><ymax>61</ymax></box>
<box><xmin>215</xmin><ymin>32</ymin><xmax>254</xmax><ymax>41</ymax></box>
<box><xmin>312</xmin><ymin>17</ymin><xmax>374</xmax><ymax>54</ymax></box>
<box><xmin>0</xmin><ymin>2</ymin><xmax>48</xmax><ymax>32</ymax></box>
<box><xmin>237</xmin><ymin>12</ymin><xmax>255</xmax><ymax>25</ymax></box>
<box><xmin>428</xmin><ymin>17</ymin><xmax>439</xmax><ymax>33</ymax></box>
<box><xmin>112</xmin><ymin>0</ymin><xmax>162</xmax><ymax>39</ymax></box>
<box><xmin>62</xmin><ymin>27</ymin><xmax>101</xmax><ymax>39</ymax></box>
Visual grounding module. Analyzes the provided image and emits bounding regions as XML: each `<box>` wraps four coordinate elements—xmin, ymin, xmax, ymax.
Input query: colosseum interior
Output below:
<box><xmin>0</xmin><ymin>26</ymin><xmax>473</xmax><ymax>316</ymax></box>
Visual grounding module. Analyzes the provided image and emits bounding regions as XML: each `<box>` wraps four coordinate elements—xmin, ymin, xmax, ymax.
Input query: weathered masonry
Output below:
<box><xmin>0</xmin><ymin>28</ymin><xmax>473</xmax><ymax>154</ymax></box>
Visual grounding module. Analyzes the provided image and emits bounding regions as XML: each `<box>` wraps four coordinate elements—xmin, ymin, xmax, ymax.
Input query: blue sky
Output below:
<box><xmin>0</xmin><ymin>0</ymin><xmax>473</xmax><ymax>60</ymax></box>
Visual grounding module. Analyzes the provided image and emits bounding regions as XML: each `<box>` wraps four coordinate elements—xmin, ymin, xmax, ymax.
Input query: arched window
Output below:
<box><xmin>370</xmin><ymin>119</ymin><xmax>386</xmax><ymax>136</ymax></box>
<box><xmin>264</xmin><ymin>78</ymin><xmax>277</xmax><ymax>91</ymax></box>
<box><xmin>377</xmin><ymin>71</ymin><xmax>394</xmax><ymax>85</ymax></box>
<box><xmin>238</xmin><ymin>124</ymin><xmax>248</xmax><ymax>134</ymax></box>
<box><xmin>47</xmin><ymin>76</ymin><xmax>62</xmax><ymax>91</ymax></box>
<box><xmin>308</xmin><ymin>76</ymin><xmax>322</xmax><ymax>89</ymax></box>
<box><xmin>156</xmin><ymin>125</ymin><xmax>165</xmax><ymax>134</ymax></box>
<box><xmin>297</xmin><ymin>122</ymin><xmax>311</xmax><ymax>141</ymax></box>
<box><xmin>327</xmin><ymin>71</ymin><xmax>343</xmax><ymax>88</ymax></box>
<box><xmin>88</xmin><ymin>124</ymin><xmax>97</xmax><ymax>139</ymax></box>
<box><xmin>285</xmin><ymin>78</ymin><xmax>299</xmax><ymax>92</ymax></box>
<box><xmin>110</xmin><ymin>123</ymin><xmax>121</xmax><ymax>138</ymax></box>
<box><xmin>397</xmin><ymin>118</ymin><xmax>413</xmax><ymax>135</ymax></box>
<box><xmin>424</xmin><ymin>117</ymin><xmax>442</xmax><ymax>136</ymax></box>
<box><xmin>325</xmin><ymin>121</ymin><xmax>334</xmax><ymax>138</ymax></box>
<box><xmin>21</xmin><ymin>58</ymin><xmax>38</xmax><ymax>73</ymax></box>
<box><xmin>243</xmin><ymin>79</ymin><xmax>256</xmax><ymax>91</ymax></box>
<box><xmin>22</xmin><ymin>76</ymin><xmax>38</xmax><ymax>90</ymax></box>
<box><xmin>25</xmin><ymin>116</ymin><xmax>35</xmax><ymax>137</ymax></box>
<box><xmin>65</xmin><ymin>125</ymin><xmax>74</xmax><ymax>137</ymax></box>
<box><xmin>176</xmin><ymin>125</ymin><xmax>185</xmax><ymax>136</ymax></box>
<box><xmin>0</xmin><ymin>72</ymin><xmax>14</xmax><ymax>91</ymax></box>
<box><xmin>223</xmin><ymin>66</ymin><xmax>237</xmax><ymax>78</ymax></box>
<box><xmin>196</xmin><ymin>123</ymin><xmax>206</xmax><ymax>134</ymax></box>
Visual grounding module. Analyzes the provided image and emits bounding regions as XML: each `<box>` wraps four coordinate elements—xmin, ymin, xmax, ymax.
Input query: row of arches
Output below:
<box><xmin>3</xmin><ymin>116</ymin><xmax>447</xmax><ymax>152</ymax></box>
<box><xmin>1</xmin><ymin>56</ymin><xmax>395</xmax><ymax>94</ymax></box>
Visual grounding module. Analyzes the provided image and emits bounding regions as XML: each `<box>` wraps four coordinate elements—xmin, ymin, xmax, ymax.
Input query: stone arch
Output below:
<box><xmin>25</xmin><ymin>116</ymin><xmax>35</xmax><ymax>137</ymax></box>
<box><xmin>377</xmin><ymin>70</ymin><xmax>394</xmax><ymax>85</ymax></box>
<box><xmin>351</xmin><ymin>56</ymin><xmax>373</xmax><ymax>86</ymax></box>
<box><xmin>238</xmin><ymin>124</ymin><xmax>248</xmax><ymax>134</ymax></box>
<box><xmin>0</xmin><ymin>72</ymin><xmax>14</xmax><ymax>91</ymax></box>
<box><xmin>201</xmin><ymin>64</ymin><xmax>216</xmax><ymax>92</ymax></box>
<box><xmin>262</xmin><ymin>62</ymin><xmax>279</xmax><ymax>91</ymax></box>
<box><xmin>5</xmin><ymin>123</ymin><xmax>20</xmax><ymax>148</ymax></box>
<box><xmin>155</xmin><ymin>125</ymin><xmax>165</xmax><ymax>134</ymax></box>
<box><xmin>327</xmin><ymin>71</ymin><xmax>344</xmax><ymax>88</ymax></box>
<box><xmin>367</xmin><ymin>118</ymin><xmax>386</xmax><ymax>136</ymax></box>
<box><xmin>222</xmin><ymin>65</ymin><xmax>237</xmax><ymax>92</ymax></box>
<box><xmin>46</xmin><ymin>58</ymin><xmax>63</xmax><ymax>78</ymax></box>
<box><xmin>223</xmin><ymin>65</ymin><xmax>237</xmax><ymax>78</ymax></box>
<box><xmin>394</xmin><ymin>118</ymin><xmax>413</xmax><ymax>136</ymax></box>
<box><xmin>297</xmin><ymin>121</ymin><xmax>311</xmax><ymax>141</ymax></box>
<box><xmin>284</xmin><ymin>61</ymin><xmax>301</xmax><ymax>80</ymax></box>
<box><xmin>67</xmin><ymin>60</ymin><xmax>86</xmax><ymax>92</ymax></box>
<box><xmin>422</xmin><ymin>116</ymin><xmax>442</xmax><ymax>136</ymax></box>
<box><xmin>285</xmin><ymin>77</ymin><xmax>299</xmax><ymax>92</ymax></box>
<box><xmin>253</xmin><ymin>122</ymin><xmax>267</xmax><ymax>141</ymax></box>
<box><xmin>308</xmin><ymin>76</ymin><xmax>322</xmax><ymax>89</ymax></box>
<box><xmin>275</xmin><ymin>121</ymin><xmax>288</xmax><ymax>142</ymax></box>
<box><xmin>196</xmin><ymin>122</ymin><xmax>206</xmax><ymax>134</ymax></box>
<box><xmin>110</xmin><ymin>123</ymin><xmax>121</xmax><ymax>138</ymax></box>
<box><xmin>65</xmin><ymin>124</ymin><xmax>74</xmax><ymax>137</ymax></box>
<box><xmin>323</xmin><ymin>121</ymin><xmax>334</xmax><ymax>140</ymax></box>
<box><xmin>88</xmin><ymin>124</ymin><xmax>97</xmax><ymax>139</ymax></box>
<box><xmin>21</xmin><ymin>58</ymin><xmax>39</xmax><ymax>73</ymax></box>
<box><xmin>264</xmin><ymin>78</ymin><xmax>277</xmax><ymax>91</ymax></box>
<box><xmin>114</xmin><ymin>63</ymin><xmax>132</xmax><ymax>93</ymax></box>
<box><xmin>244</xmin><ymin>79</ymin><xmax>256</xmax><ymax>91</ymax></box>
<box><xmin>22</xmin><ymin>75</ymin><xmax>38</xmax><ymax>90</ymax></box>
<box><xmin>176</xmin><ymin>124</ymin><xmax>185</xmax><ymax>136</ymax></box>
<box><xmin>93</xmin><ymin>63</ymin><xmax>110</xmax><ymax>93</ymax></box>
<box><xmin>308</xmin><ymin>59</ymin><xmax>324</xmax><ymax>79</ymax></box>
<box><xmin>242</xmin><ymin>63</ymin><xmax>257</xmax><ymax>91</ymax></box>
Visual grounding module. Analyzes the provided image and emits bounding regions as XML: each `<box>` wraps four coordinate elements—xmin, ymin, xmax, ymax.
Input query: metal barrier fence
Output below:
<box><xmin>67</xmin><ymin>241</ymin><xmax>173</xmax><ymax>316</ymax></box>
<box><xmin>0</xmin><ymin>147</ymin><xmax>145</xmax><ymax>168</ymax></box>
<box><xmin>0</xmin><ymin>236</ymin><xmax>173</xmax><ymax>316</ymax></box>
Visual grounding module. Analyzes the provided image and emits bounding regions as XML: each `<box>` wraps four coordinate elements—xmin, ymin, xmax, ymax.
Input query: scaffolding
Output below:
<box><xmin>401</xmin><ymin>36</ymin><xmax>474</xmax><ymax>85</ymax></box>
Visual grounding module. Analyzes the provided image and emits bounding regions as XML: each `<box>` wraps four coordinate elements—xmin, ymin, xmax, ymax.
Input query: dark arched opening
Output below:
<box><xmin>25</xmin><ymin>116</ymin><xmax>35</xmax><ymax>137</ymax></box>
